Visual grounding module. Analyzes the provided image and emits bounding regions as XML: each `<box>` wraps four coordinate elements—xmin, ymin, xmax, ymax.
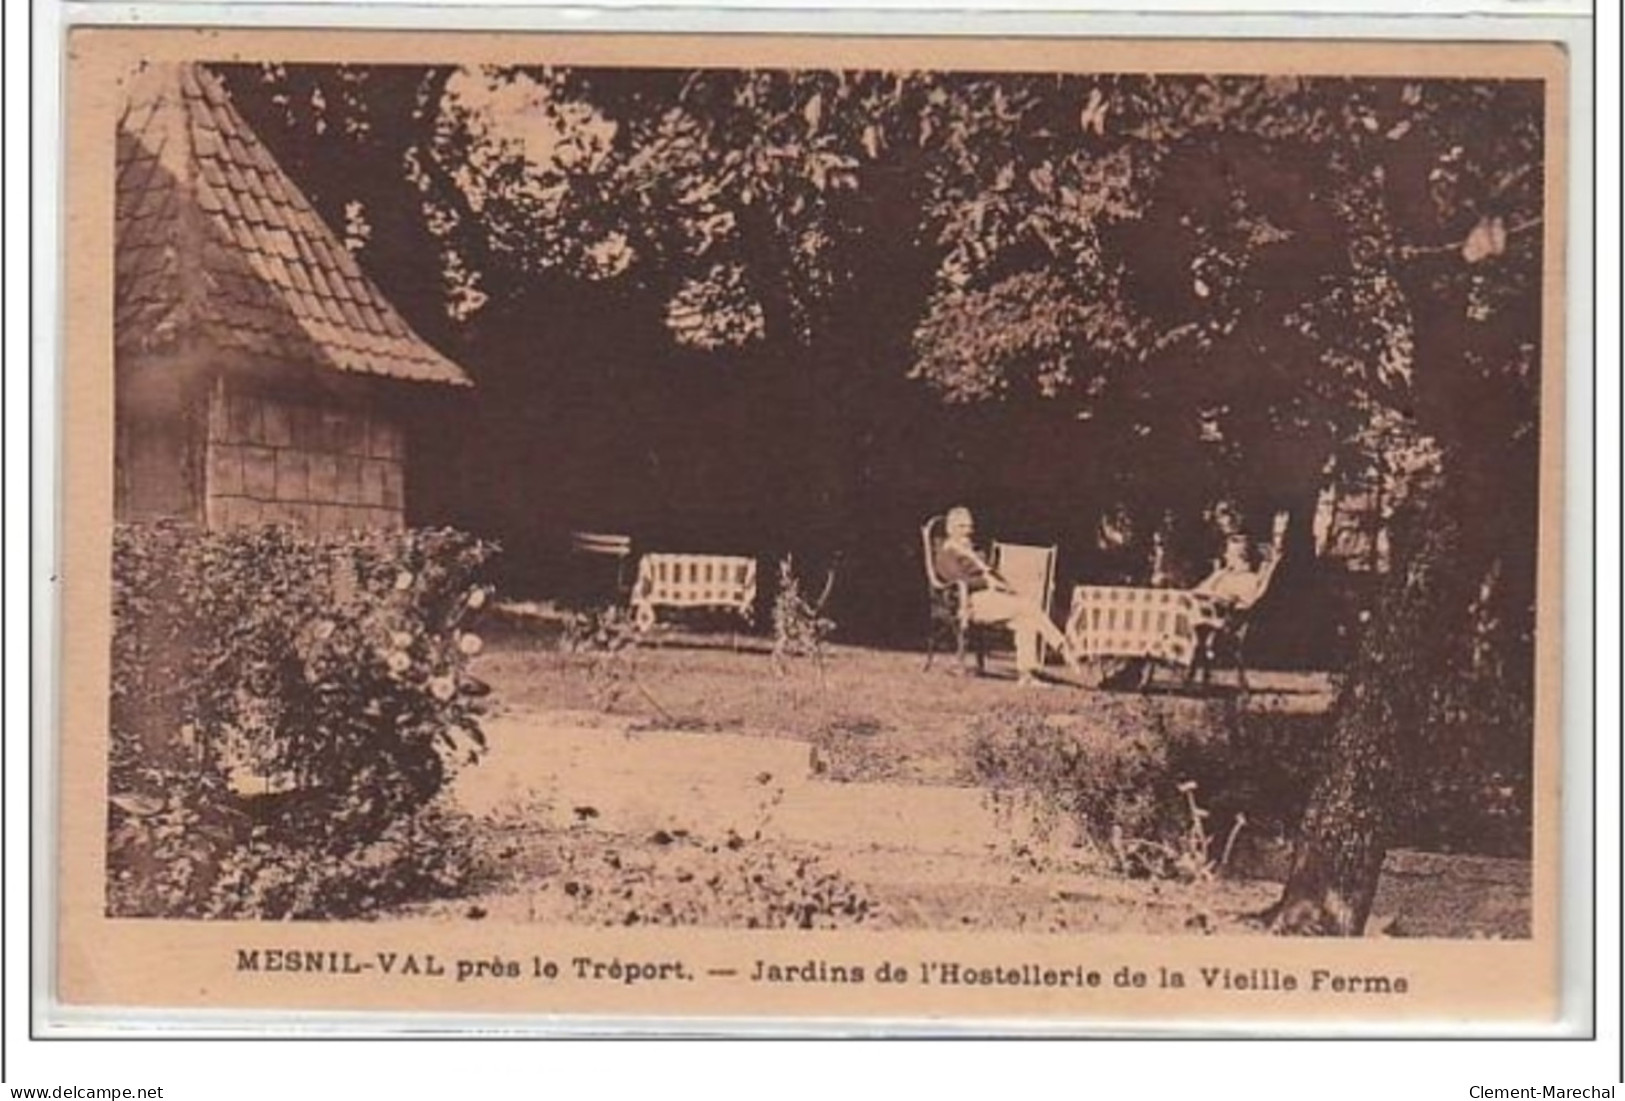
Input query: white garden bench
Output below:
<box><xmin>631</xmin><ymin>553</ymin><xmax>759</xmax><ymax>634</ymax></box>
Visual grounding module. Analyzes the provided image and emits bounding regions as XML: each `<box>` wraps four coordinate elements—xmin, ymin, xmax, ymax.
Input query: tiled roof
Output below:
<box><xmin>116</xmin><ymin>62</ymin><xmax>472</xmax><ymax>387</ymax></box>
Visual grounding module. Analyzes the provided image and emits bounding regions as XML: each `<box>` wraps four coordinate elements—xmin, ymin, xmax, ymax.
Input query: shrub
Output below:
<box><xmin>108</xmin><ymin>795</ymin><xmax>478</xmax><ymax>920</ymax></box>
<box><xmin>560</xmin><ymin>603</ymin><xmax>644</xmax><ymax>713</ymax></box>
<box><xmin>969</xmin><ymin>708</ymin><xmax>1170</xmax><ymax>865</ymax></box>
<box><xmin>808</xmin><ymin>714</ymin><xmax>899</xmax><ymax>784</ymax></box>
<box><xmin>966</xmin><ymin>701</ymin><xmax>1264</xmax><ymax>880</ymax></box>
<box><xmin>770</xmin><ymin>555</ymin><xmax>836</xmax><ymax>676</ymax></box>
<box><xmin>537</xmin><ymin>830</ymin><xmax>877</xmax><ymax>930</ymax></box>
<box><xmin>107</xmin><ymin>521</ymin><xmax>496</xmax><ymax>918</ymax></box>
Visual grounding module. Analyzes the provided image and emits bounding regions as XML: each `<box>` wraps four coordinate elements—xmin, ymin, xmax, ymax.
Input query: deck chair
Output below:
<box><xmin>990</xmin><ymin>541</ymin><xmax>1060</xmax><ymax>665</ymax></box>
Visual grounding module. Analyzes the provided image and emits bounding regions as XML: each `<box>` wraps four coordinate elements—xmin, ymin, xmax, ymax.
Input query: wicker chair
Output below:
<box><xmin>921</xmin><ymin>515</ymin><xmax>980</xmax><ymax>672</ymax></box>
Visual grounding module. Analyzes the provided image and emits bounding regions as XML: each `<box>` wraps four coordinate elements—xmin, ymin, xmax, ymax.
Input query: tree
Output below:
<box><xmin>1266</xmin><ymin>78</ymin><xmax>1543</xmax><ymax>933</ymax></box>
<box><xmin>213</xmin><ymin>64</ymin><xmax>466</xmax><ymax>349</ymax></box>
<box><xmin>472</xmin><ymin>71</ymin><xmax>1544</xmax><ymax>931</ymax></box>
<box><xmin>423</xmin><ymin>69</ymin><xmax>1070</xmax><ymax>548</ymax></box>
<box><xmin>212</xmin><ymin>66</ymin><xmax>1545</xmax><ymax>931</ymax></box>
<box><xmin>908</xmin><ymin>73</ymin><xmax>1544</xmax><ymax>933</ymax></box>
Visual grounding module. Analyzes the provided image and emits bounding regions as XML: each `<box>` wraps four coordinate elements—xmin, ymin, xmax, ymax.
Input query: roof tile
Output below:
<box><xmin>261</xmin><ymin>166</ymin><xmax>289</xmax><ymax>205</ymax></box>
<box><xmin>192</xmin><ymin>123</ymin><xmax>223</xmax><ymax>159</ymax></box>
<box><xmin>196</xmin><ymin>154</ymin><xmax>226</xmax><ymax>190</ymax></box>
<box><xmin>217</xmin><ymin>177</ymin><xmax>244</xmax><ymax>222</ymax></box>
<box><xmin>270</xmin><ymin>225</ymin><xmax>297</xmax><ymax>261</ymax></box>
<box><xmin>237</xmin><ymin>188</ymin><xmax>265</xmax><ymax>225</ymax></box>
<box><xmin>115</xmin><ymin>62</ymin><xmax>470</xmax><ymax>386</ymax></box>
<box><xmin>286</xmin><ymin>257</ymin><xmax>314</xmax><ymax>295</ymax></box>
<box><xmin>200</xmin><ymin>71</ymin><xmax>230</xmax><ymax>107</ymax></box>
<box><xmin>244</xmin><ymin>249</ymin><xmax>273</xmax><ymax>286</ymax></box>
<box><xmin>250</xmin><ymin>222</ymin><xmax>279</xmax><ymax>260</ymax></box>
<box><xmin>358</xmin><ymin>301</ymin><xmax>386</xmax><ymax>335</ymax></box>
<box><xmin>223</xmin><ymin>131</ymin><xmax>251</xmax><ymax>170</ymax></box>
<box><xmin>320</xmin><ymin>242</ymin><xmax>353</xmax><ymax>290</ymax></box>
<box><xmin>220</xmin><ymin>155</ymin><xmax>249</xmax><ymax>197</ymax></box>
<box><xmin>265</xmin><ymin>253</ymin><xmax>294</xmax><ymax>290</ymax></box>
<box><xmin>211</xmin><ymin>97</ymin><xmax>240</xmax><ymax>137</ymax></box>
<box><xmin>304</xmin><ymin>315</ymin><xmax>338</xmax><ymax>349</ymax></box>
<box><xmin>229</xmin><ymin>217</ymin><xmax>258</xmax><ymax>255</ymax></box>
<box><xmin>299</xmin><ymin>289</ymin><xmax>330</xmax><ymax>322</ymax></box>
<box><xmin>194</xmin><ymin>177</ymin><xmax>224</xmax><ymax>215</ymax></box>
<box><xmin>321</xmin><ymin>291</ymin><xmax>350</xmax><ymax>328</ymax></box>
<box><xmin>305</xmin><ymin>261</ymin><xmax>333</xmax><ymax>300</ymax></box>
<box><xmin>250</xmin><ymin>138</ymin><xmax>282</xmax><ymax>178</ymax></box>
<box><xmin>291</xmin><ymin>226</ymin><xmax>318</xmax><ymax>268</ymax></box>
<box><xmin>336</xmin><ymin>296</ymin><xmax>366</xmax><ymax>332</ymax></box>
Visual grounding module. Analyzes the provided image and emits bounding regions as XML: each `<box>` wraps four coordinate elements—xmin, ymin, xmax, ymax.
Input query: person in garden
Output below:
<box><xmin>1194</xmin><ymin>533</ymin><xmax>1279</xmax><ymax>614</ymax></box>
<box><xmin>933</xmin><ymin>506</ymin><xmax>1080</xmax><ymax>687</ymax></box>
<box><xmin>1196</xmin><ymin>512</ymin><xmax>1288</xmax><ymax>617</ymax></box>
<box><xmin>1188</xmin><ymin>517</ymin><xmax>1288</xmax><ymax>683</ymax></box>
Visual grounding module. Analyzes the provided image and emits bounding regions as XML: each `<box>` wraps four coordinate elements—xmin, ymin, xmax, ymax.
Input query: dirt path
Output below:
<box><xmin>432</xmin><ymin>706</ymin><xmax>1529</xmax><ymax>938</ymax></box>
<box><xmin>456</xmin><ymin>711</ymin><xmax>1052</xmax><ymax>854</ymax></box>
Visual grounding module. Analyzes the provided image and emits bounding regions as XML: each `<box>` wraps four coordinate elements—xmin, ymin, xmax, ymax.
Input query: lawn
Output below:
<box><xmin>475</xmin><ymin>610</ymin><xmax>1332</xmax><ymax>781</ymax></box>
<box><xmin>412</xmin><ymin>613</ymin><xmax>1531</xmax><ymax>939</ymax></box>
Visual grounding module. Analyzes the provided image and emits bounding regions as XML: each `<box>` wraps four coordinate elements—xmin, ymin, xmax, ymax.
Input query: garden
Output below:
<box><xmin>103</xmin><ymin>65</ymin><xmax>1544</xmax><ymax>941</ymax></box>
<box><xmin>105</xmin><ymin>527</ymin><xmax>1531</xmax><ymax>939</ymax></box>
<box><xmin>417</xmin><ymin>604</ymin><xmax>1529</xmax><ymax>938</ymax></box>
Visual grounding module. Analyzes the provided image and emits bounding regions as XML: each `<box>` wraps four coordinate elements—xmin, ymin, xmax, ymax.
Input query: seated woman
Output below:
<box><xmin>934</xmin><ymin>506</ymin><xmax>1080</xmax><ymax>687</ymax></box>
<box><xmin>1189</xmin><ymin>530</ymin><xmax>1283</xmax><ymax>686</ymax></box>
<box><xmin>1194</xmin><ymin>533</ymin><xmax>1280</xmax><ymax>616</ymax></box>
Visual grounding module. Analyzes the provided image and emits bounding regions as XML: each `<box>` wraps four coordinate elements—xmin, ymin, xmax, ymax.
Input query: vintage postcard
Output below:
<box><xmin>55</xmin><ymin>25</ymin><xmax>1569</xmax><ymax>1028</ymax></box>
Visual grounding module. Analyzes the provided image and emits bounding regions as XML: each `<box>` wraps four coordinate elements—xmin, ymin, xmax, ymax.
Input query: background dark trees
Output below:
<box><xmin>213</xmin><ymin>63</ymin><xmax>1547</xmax><ymax>932</ymax></box>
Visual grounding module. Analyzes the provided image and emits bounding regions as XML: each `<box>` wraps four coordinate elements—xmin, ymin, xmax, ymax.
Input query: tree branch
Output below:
<box><xmin>1396</xmin><ymin>216</ymin><xmax>1542</xmax><ymax>260</ymax></box>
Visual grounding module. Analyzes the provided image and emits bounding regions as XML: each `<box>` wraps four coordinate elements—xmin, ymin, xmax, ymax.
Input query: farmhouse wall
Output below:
<box><xmin>114</xmin><ymin>366</ymin><xmax>207</xmax><ymax>524</ymax></box>
<box><xmin>204</xmin><ymin>378</ymin><xmax>405</xmax><ymax>533</ymax></box>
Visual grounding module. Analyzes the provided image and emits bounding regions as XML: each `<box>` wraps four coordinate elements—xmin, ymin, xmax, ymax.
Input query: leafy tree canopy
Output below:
<box><xmin>215</xmin><ymin>60</ymin><xmax>1550</xmax><ymax>934</ymax></box>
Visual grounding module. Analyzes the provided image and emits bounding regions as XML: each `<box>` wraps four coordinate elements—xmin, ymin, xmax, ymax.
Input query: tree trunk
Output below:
<box><xmin>1267</xmin><ymin>508</ymin><xmax>1455</xmax><ymax>935</ymax></box>
<box><xmin>1267</xmin><ymin>686</ymin><xmax>1397</xmax><ymax>935</ymax></box>
<box><xmin>1253</xmin><ymin>478</ymin><xmax>1333</xmax><ymax>668</ymax></box>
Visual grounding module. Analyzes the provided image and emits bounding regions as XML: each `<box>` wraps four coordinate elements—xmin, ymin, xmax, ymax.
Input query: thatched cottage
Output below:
<box><xmin>114</xmin><ymin>61</ymin><xmax>472</xmax><ymax>532</ymax></box>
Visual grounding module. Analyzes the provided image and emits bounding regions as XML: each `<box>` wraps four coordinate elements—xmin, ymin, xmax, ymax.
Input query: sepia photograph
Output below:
<box><xmin>56</xmin><ymin>28</ymin><xmax>1568</xmax><ymax>1024</ymax></box>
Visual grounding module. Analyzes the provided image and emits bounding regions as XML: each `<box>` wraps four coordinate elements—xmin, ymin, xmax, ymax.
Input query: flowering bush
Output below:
<box><xmin>107</xmin><ymin>521</ymin><xmax>496</xmax><ymax>918</ymax></box>
<box><xmin>107</xmin><ymin>793</ymin><xmax>478</xmax><ymax>920</ymax></box>
<box><xmin>770</xmin><ymin>555</ymin><xmax>836</xmax><ymax>677</ymax></box>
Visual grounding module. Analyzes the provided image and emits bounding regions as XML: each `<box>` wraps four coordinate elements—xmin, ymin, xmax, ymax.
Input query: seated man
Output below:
<box><xmin>934</xmin><ymin>507</ymin><xmax>1079</xmax><ymax>687</ymax></box>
